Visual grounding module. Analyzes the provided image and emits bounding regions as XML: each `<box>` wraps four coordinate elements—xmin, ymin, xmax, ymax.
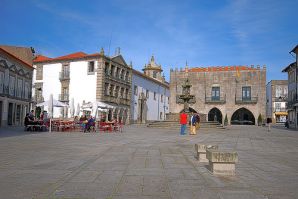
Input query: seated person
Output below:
<box><xmin>84</xmin><ymin>116</ymin><xmax>95</xmax><ymax>132</ymax></box>
<box><xmin>24</xmin><ymin>113</ymin><xmax>38</xmax><ymax>131</ymax></box>
<box><xmin>28</xmin><ymin>110</ymin><xmax>35</xmax><ymax>121</ymax></box>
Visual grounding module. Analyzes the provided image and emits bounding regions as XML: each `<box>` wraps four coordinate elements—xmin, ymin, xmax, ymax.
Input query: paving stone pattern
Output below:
<box><xmin>0</xmin><ymin>125</ymin><xmax>297</xmax><ymax>199</ymax></box>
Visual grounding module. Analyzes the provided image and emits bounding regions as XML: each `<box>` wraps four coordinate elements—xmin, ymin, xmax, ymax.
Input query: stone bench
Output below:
<box><xmin>206</xmin><ymin>149</ymin><xmax>238</xmax><ymax>175</ymax></box>
<box><xmin>195</xmin><ymin>144</ymin><xmax>218</xmax><ymax>162</ymax></box>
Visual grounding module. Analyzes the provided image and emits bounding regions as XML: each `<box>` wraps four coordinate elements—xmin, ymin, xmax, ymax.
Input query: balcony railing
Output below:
<box><xmin>205</xmin><ymin>95</ymin><xmax>226</xmax><ymax>104</ymax></box>
<box><xmin>235</xmin><ymin>96</ymin><xmax>258</xmax><ymax>104</ymax></box>
<box><xmin>59</xmin><ymin>94</ymin><xmax>69</xmax><ymax>102</ymax></box>
<box><xmin>59</xmin><ymin>71</ymin><xmax>70</xmax><ymax>81</ymax></box>
<box><xmin>274</xmin><ymin>108</ymin><xmax>287</xmax><ymax>112</ymax></box>
<box><xmin>274</xmin><ymin>96</ymin><xmax>288</xmax><ymax>102</ymax></box>
<box><xmin>104</xmin><ymin>95</ymin><xmax>130</xmax><ymax>105</ymax></box>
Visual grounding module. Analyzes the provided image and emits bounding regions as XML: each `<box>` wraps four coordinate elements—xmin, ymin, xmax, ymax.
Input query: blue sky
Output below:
<box><xmin>1</xmin><ymin>0</ymin><xmax>297</xmax><ymax>82</ymax></box>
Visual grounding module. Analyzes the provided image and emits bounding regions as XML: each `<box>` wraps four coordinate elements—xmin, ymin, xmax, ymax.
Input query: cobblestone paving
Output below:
<box><xmin>0</xmin><ymin>125</ymin><xmax>297</xmax><ymax>199</ymax></box>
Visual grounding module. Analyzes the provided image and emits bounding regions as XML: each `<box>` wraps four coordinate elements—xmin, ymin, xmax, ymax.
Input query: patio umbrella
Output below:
<box><xmin>70</xmin><ymin>98</ymin><xmax>75</xmax><ymax>118</ymax></box>
<box><xmin>48</xmin><ymin>94</ymin><xmax>53</xmax><ymax>133</ymax></box>
<box><xmin>48</xmin><ymin>94</ymin><xmax>53</xmax><ymax>118</ymax></box>
<box><xmin>36</xmin><ymin>99</ymin><xmax>69</xmax><ymax>108</ymax></box>
<box><xmin>76</xmin><ymin>103</ymin><xmax>80</xmax><ymax>116</ymax></box>
<box><xmin>91</xmin><ymin>101</ymin><xmax>98</xmax><ymax>118</ymax></box>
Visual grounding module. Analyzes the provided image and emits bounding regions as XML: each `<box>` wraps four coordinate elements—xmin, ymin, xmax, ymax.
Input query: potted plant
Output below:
<box><xmin>257</xmin><ymin>114</ymin><xmax>262</xmax><ymax>126</ymax></box>
<box><xmin>224</xmin><ymin>114</ymin><xmax>228</xmax><ymax>126</ymax></box>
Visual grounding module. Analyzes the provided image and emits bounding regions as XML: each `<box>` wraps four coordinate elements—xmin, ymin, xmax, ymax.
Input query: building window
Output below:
<box><xmin>110</xmin><ymin>65</ymin><xmax>115</xmax><ymax>76</ymax></box>
<box><xmin>104</xmin><ymin>83</ymin><xmax>109</xmax><ymax>95</ymax></box>
<box><xmin>0</xmin><ymin>71</ymin><xmax>4</xmax><ymax>94</ymax></box>
<box><xmin>125</xmin><ymin>88</ymin><xmax>129</xmax><ymax>99</ymax></box>
<box><xmin>9</xmin><ymin>75</ymin><xmax>15</xmax><ymax>96</ymax></box>
<box><xmin>154</xmin><ymin>92</ymin><xmax>156</xmax><ymax>100</ymax></box>
<box><xmin>115</xmin><ymin>86</ymin><xmax>119</xmax><ymax>98</ymax></box>
<box><xmin>105</xmin><ymin>63</ymin><xmax>109</xmax><ymax>75</ymax></box>
<box><xmin>120</xmin><ymin>87</ymin><xmax>124</xmax><ymax>98</ymax></box>
<box><xmin>121</xmin><ymin>70</ymin><xmax>125</xmax><ymax>79</ymax></box>
<box><xmin>88</xmin><ymin>61</ymin><xmax>95</xmax><ymax>74</ymax></box>
<box><xmin>242</xmin><ymin>86</ymin><xmax>251</xmax><ymax>101</ymax></box>
<box><xmin>125</xmin><ymin>71</ymin><xmax>129</xmax><ymax>81</ymax></box>
<box><xmin>276</xmin><ymin>86</ymin><xmax>282</xmax><ymax>97</ymax></box>
<box><xmin>284</xmin><ymin>87</ymin><xmax>288</xmax><ymax>96</ymax></box>
<box><xmin>24</xmin><ymin>81</ymin><xmax>29</xmax><ymax>99</ymax></box>
<box><xmin>161</xmin><ymin>95</ymin><xmax>163</xmax><ymax>102</ymax></box>
<box><xmin>153</xmin><ymin>71</ymin><xmax>157</xmax><ymax>78</ymax></box>
<box><xmin>134</xmin><ymin>85</ymin><xmax>138</xmax><ymax>96</ymax></box>
<box><xmin>211</xmin><ymin>87</ymin><xmax>220</xmax><ymax>100</ymax></box>
<box><xmin>17</xmin><ymin>78</ymin><xmax>23</xmax><ymax>98</ymax></box>
<box><xmin>110</xmin><ymin>85</ymin><xmax>115</xmax><ymax>96</ymax></box>
<box><xmin>146</xmin><ymin>90</ymin><xmax>149</xmax><ymax>98</ymax></box>
<box><xmin>275</xmin><ymin>102</ymin><xmax>281</xmax><ymax>112</ymax></box>
<box><xmin>116</xmin><ymin>68</ymin><xmax>120</xmax><ymax>78</ymax></box>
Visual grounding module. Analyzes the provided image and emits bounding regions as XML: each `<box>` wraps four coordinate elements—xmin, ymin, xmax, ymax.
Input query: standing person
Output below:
<box><xmin>190</xmin><ymin>113</ymin><xmax>196</xmax><ymax>135</ymax></box>
<box><xmin>180</xmin><ymin>112</ymin><xmax>188</xmax><ymax>135</ymax></box>
<box><xmin>195</xmin><ymin>113</ymin><xmax>200</xmax><ymax>134</ymax></box>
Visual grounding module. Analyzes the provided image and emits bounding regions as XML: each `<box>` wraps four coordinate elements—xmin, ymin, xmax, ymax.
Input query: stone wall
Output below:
<box><xmin>169</xmin><ymin>66</ymin><xmax>266</xmax><ymax>125</ymax></box>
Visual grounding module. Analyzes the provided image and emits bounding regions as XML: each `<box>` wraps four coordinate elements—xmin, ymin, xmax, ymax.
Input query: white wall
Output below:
<box><xmin>69</xmin><ymin>61</ymin><xmax>97</xmax><ymax>116</ymax></box>
<box><xmin>42</xmin><ymin>63</ymin><xmax>62</xmax><ymax>117</ymax></box>
<box><xmin>131</xmin><ymin>73</ymin><xmax>170</xmax><ymax>122</ymax></box>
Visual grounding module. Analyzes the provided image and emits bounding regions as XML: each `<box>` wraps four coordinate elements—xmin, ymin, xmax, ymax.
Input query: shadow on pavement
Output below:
<box><xmin>0</xmin><ymin>126</ymin><xmax>47</xmax><ymax>138</ymax></box>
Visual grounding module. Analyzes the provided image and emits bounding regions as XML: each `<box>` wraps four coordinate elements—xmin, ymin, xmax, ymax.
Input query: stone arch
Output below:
<box><xmin>208</xmin><ymin>107</ymin><xmax>222</xmax><ymax>124</ymax></box>
<box><xmin>231</xmin><ymin>107</ymin><xmax>255</xmax><ymax>125</ymax></box>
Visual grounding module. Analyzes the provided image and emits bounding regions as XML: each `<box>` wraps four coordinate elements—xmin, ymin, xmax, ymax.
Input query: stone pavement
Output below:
<box><xmin>0</xmin><ymin>125</ymin><xmax>297</xmax><ymax>199</ymax></box>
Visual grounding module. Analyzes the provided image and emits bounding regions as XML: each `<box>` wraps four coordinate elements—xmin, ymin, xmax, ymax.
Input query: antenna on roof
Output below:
<box><xmin>108</xmin><ymin>31</ymin><xmax>113</xmax><ymax>56</ymax></box>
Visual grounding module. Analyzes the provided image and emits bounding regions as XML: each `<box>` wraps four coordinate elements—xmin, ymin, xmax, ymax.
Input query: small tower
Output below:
<box><xmin>142</xmin><ymin>55</ymin><xmax>164</xmax><ymax>82</ymax></box>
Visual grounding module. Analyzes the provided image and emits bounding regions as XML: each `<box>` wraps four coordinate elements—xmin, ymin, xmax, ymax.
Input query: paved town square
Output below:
<box><xmin>0</xmin><ymin>125</ymin><xmax>297</xmax><ymax>199</ymax></box>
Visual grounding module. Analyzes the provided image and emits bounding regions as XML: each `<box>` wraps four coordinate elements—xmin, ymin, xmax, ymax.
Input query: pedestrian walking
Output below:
<box><xmin>190</xmin><ymin>113</ymin><xmax>196</xmax><ymax>135</ymax></box>
<box><xmin>180</xmin><ymin>112</ymin><xmax>188</xmax><ymax>135</ymax></box>
<box><xmin>195</xmin><ymin>113</ymin><xmax>200</xmax><ymax>133</ymax></box>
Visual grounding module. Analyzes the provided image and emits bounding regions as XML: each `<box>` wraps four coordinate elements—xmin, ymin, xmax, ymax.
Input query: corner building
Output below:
<box><xmin>169</xmin><ymin>65</ymin><xmax>266</xmax><ymax>125</ymax></box>
<box><xmin>33</xmin><ymin>49</ymin><xmax>131</xmax><ymax>123</ymax></box>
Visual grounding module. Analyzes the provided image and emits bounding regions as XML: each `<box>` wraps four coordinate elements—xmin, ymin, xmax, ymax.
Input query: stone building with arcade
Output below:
<box><xmin>169</xmin><ymin>65</ymin><xmax>266</xmax><ymax>125</ymax></box>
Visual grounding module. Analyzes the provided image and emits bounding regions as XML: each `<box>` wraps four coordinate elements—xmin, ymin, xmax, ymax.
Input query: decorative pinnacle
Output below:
<box><xmin>100</xmin><ymin>47</ymin><xmax>104</xmax><ymax>55</ymax></box>
<box><xmin>151</xmin><ymin>55</ymin><xmax>155</xmax><ymax>63</ymax></box>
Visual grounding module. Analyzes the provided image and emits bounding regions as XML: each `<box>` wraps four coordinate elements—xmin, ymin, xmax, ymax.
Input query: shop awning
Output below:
<box><xmin>275</xmin><ymin>112</ymin><xmax>288</xmax><ymax>116</ymax></box>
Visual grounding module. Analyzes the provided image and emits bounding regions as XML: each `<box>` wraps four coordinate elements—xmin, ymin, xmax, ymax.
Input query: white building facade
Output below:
<box><xmin>131</xmin><ymin>56</ymin><xmax>170</xmax><ymax>123</ymax></box>
<box><xmin>33</xmin><ymin>49</ymin><xmax>131</xmax><ymax>123</ymax></box>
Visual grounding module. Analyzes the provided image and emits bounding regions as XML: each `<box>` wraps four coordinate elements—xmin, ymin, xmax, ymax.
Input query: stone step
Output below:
<box><xmin>147</xmin><ymin>121</ymin><xmax>224</xmax><ymax>129</ymax></box>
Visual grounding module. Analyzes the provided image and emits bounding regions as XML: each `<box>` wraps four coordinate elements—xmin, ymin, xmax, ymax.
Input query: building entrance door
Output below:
<box><xmin>0</xmin><ymin>101</ymin><xmax>2</xmax><ymax>126</ymax></box>
<box><xmin>8</xmin><ymin>103</ymin><xmax>13</xmax><ymax>125</ymax></box>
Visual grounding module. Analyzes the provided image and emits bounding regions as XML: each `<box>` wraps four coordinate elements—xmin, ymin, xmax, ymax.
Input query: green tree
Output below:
<box><xmin>224</xmin><ymin>114</ymin><xmax>228</xmax><ymax>126</ymax></box>
<box><xmin>257</xmin><ymin>114</ymin><xmax>263</xmax><ymax>126</ymax></box>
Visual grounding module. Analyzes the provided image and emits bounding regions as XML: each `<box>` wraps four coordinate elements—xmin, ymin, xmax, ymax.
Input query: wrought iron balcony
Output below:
<box><xmin>235</xmin><ymin>96</ymin><xmax>258</xmax><ymax>104</ymax></box>
<box><xmin>274</xmin><ymin>108</ymin><xmax>287</xmax><ymax>112</ymax></box>
<box><xmin>59</xmin><ymin>71</ymin><xmax>70</xmax><ymax>81</ymax></box>
<box><xmin>205</xmin><ymin>95</ymin><xmax>226</xmax><ymax>104</ymax></box>
<box><xmin>59</xmin><ymin>94</ymin><xmax>69</xmax><ymax>102</ymax></box>
<box><xmin>273</xmin><ymin>96</ymin><xmax>288</xmax><ymax>102</ymax></box>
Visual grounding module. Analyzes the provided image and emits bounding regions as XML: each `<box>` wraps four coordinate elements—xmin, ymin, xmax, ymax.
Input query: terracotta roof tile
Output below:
<box><xmin>34</xmin><ymin>55</ymin><xmax>51</xmax><ymax>62</ymax></box>
<box><xmin>54</xmin><ymin>52</ymin><xmax>87</xmax><ymax>60</ymax></box>
<box><xmin>33</xmin><ymin>51</ymin><xmax>103</xmax><ymax>63</ymax></box>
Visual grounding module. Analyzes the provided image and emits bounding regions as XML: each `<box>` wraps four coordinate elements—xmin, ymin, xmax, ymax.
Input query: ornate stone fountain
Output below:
<box><xmin>176</xmin><ymin>78</ymin><xmax>196</xmax><ymax>112</ymax></box>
